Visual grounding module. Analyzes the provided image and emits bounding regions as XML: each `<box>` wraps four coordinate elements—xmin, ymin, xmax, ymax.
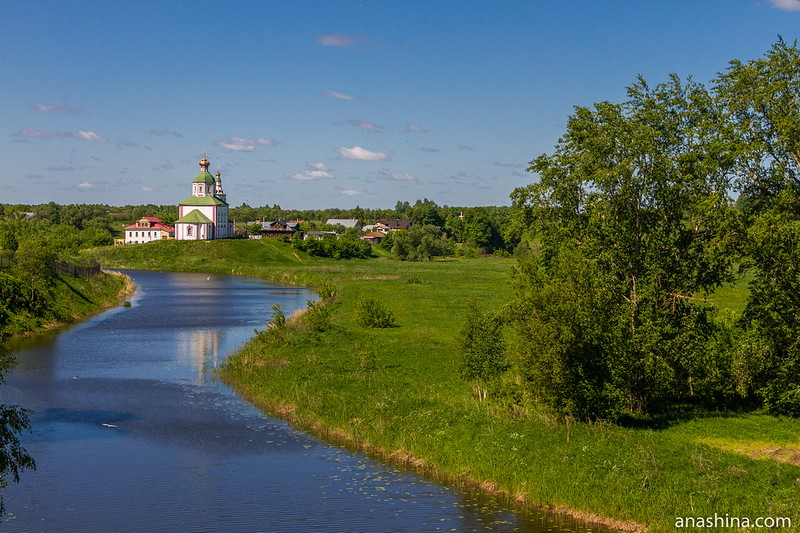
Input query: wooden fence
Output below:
<box><xmin>51</xmin><ymin>261</ymin><xmax>102</xmax><ymax>277</ymax></box>
<box><xmin>0</xmin><ymin>253</ymin><xmax>101</xmax><ymax>277</ymax></box>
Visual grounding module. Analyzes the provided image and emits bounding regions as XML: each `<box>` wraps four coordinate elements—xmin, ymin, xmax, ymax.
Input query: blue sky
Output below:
<box><xmin>3</xmin><ymin>1</ymin><xmax>800</xmax><ymax>209</ymax></box>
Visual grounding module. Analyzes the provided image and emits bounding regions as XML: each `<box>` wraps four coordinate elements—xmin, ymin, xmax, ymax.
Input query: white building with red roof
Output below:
<box><xmin>124</xmin><ymin>217</ymin><xmax>174</xmax><ymax>244</ymax></box>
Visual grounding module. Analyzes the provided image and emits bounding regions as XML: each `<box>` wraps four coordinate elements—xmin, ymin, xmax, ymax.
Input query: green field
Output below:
<box><xmin>90</xmin><ymin>239</ymin><xmax>800</xmax><ymax>532</ymax></box>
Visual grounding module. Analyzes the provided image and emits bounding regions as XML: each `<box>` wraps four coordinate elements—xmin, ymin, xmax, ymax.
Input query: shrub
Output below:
<box><xmin>304</xmin><ymin>299</ymin><xmax>333</xmax><ymax>332</ymax></box>
<box><xmin>269</xmin><ymin>303</ymin><xmax>286</xmax><ymax>331</ymax></box>
<box><xmin>317</xmin><ymin>280</ymin><xmax>338</xmax><ymax>302</ymax></box>
<box><xmin>353</xmin><ymin>298</ymin><xmax>396</xmax><ymax>328</ymax></box>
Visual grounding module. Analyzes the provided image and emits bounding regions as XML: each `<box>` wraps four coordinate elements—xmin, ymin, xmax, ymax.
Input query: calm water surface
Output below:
<box><xmin>2</xmin><ymin>270</ymin><xmax>608</xmax><ymax>532</ymax></box>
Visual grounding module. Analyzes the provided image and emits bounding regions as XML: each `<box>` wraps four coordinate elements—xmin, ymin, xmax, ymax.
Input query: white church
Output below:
<box><xmin>174</xmin><ymin>156</ymin><xmax>233</xmax><ymax>240</ymax></box>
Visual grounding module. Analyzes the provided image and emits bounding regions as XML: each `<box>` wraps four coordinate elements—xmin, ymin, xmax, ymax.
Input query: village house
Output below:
<box><xmin>325</xmin><ymin>218</ymin><xmax>362</xmax><ymax>231</ymax></box>
<box><xmin>253</xmin><ymin>220</ymin><xmax>303</xmax><ymax>239</ymax></box>
<box><xmin>124</xmin><ymin>217</ymin><xmax>174</xmax><ymax>244</ymax></box>
<box><xmin>374</xmin><ymin>220</ymin><xmax>412</xmax><ymax>233</ymax></box>
<box><xmin>360</xmin><ymin>231</ymin><xmax>384</xmax><ymax>244</ymax></box>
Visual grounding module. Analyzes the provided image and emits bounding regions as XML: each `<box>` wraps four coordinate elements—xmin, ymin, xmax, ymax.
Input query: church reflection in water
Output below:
<box><xmin>175</xmin><ymin>328</ymin><xmax>223</xmax><ymax>384</ymax></box>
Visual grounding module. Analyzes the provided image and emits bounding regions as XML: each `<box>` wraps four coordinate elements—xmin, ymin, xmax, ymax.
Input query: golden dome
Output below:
<box><xmin>199</xmin><ymin>157</ymin><xmax>210</xmax><ymax>170</ymax></box>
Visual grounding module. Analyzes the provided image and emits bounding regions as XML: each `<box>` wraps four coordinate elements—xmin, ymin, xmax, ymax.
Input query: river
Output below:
<box><xmin>1</xmin><ymin>270</ymin><xmax>607</xmax><ymax>532</ymax></box>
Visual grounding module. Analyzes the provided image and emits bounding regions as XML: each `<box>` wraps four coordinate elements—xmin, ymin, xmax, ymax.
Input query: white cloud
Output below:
<box><xmin>216</xmin><ymin>136</ymin><xmax>276</xmax><ymax>152</ymax></box>
<box><xmin>141</xmin><ymin>186</ymin><xmax>155</xmax><ymax>192</ymax></box>
<box><xmin>73</xmin><ymin>130</ymin><xmax>108</xmax><ymax>142</ymax></box>
<box><xmin>341</xmin><ymin>189</ymin><xmax>362</xmax><ymax>196</ymax></box>
<box><xmin>32</xmin><ymin>103</ymin><xmax>82</xmax><ymax>113</ymax></box>
<box><xmin>316</xmin><ymin>33</ymin><xmax>364</xmax><ymax>49</ymax></box>
<box><xmin>768</xmin><ymin>0</ymin><xmax>800</xmax><ymax>10</ymax></box>
<box><xmin>472</xmin><ymin>181</ymin><xmax>492</xmax><ymax>189</ymax></box>
<box><xmin>389</xmin><ymin>172</ymin><xmax>416</xmax><ymax>181</ymax></box>
<box><xmin>323</xmin><ymin>90</ymin><xmax>360</xmax><ymax>101</ymax></box>
<box><xmin>76</xmin><ymin>181</ymin><xmax>95</xmax><ymax>189</ymax></box>
<box><xmin>405</xmin><ymin>123</ymin><xmax>428</xmax><ymax>133</ymax></box>
<box><xmin>290</xmin><ymin>162</ymin><xmax>335</xmax><ymax>181</ymax></box>
<box><xmin>337</xmin><ymin>146</ymin><xmax>389</xmax><ymax>161</ymax></box>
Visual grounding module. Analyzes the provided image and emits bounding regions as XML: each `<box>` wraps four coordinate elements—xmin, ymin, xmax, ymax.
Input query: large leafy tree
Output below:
<box><xmin>509</xmin><ymin>75</ymin><xmax>738</xmax><ymax>419</ymax></box>
<box><xmin>716</xmin><ymin>37</ymin><xmax>800</xmax><ymax>415</ymax></box>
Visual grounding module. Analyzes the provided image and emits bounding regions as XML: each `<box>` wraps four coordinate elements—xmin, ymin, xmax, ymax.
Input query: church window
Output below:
<box><xmin>187</xmin><ymin>226</ymin><xmax>193</xmax><ymax>236</ymax></box>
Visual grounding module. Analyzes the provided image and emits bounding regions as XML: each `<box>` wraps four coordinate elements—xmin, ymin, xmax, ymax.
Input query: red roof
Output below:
<box><xmin>125</xmin><ymin>222</ymin><xmax>174</xmax><ymax>232</ymax></box>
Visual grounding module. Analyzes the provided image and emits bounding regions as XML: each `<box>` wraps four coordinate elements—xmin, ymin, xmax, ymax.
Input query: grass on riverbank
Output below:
<box><xmin>1</xmin><ymin>269</ymin><xmax>129</xmax><ymax>338</ymax></box>
<box><xmin>90</xmin><ymin>239</ymin><xmax>800</xmax><ymax>533</ymax></box>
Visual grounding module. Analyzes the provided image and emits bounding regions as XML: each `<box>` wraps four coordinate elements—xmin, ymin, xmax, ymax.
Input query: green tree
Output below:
<box><xmin>509</xmin><ymin>75</ymin><xmax>738</xmax><ymax>419</ymax></box>
<box><xmin>392</xmin><ymin>225</ymin><xmax>452</xmax><ymax>261</ymax></box>
<box><xmin>459</xmin><ymin>301</ymin><xmax>507</xmax><ymax>401</ymax></box>
<box><xmin>715</xmin><ymin>38</ymin><xmax>800</xmax><ymax>415</ymax></box>
<box><xmin>12</xmin><ymin>237</ymin><xmax>57</xmax><ymax>302</ymax></box>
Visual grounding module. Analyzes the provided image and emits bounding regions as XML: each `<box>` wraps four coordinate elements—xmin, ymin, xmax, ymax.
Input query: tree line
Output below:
<box><xmin>461</xmin><ymin>37</ymin><xmax>800</xmax><ymax>420</ymax></box>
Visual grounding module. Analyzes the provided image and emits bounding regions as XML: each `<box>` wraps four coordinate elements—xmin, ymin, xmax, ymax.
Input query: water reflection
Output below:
<box><xmin>1</xmin><ymin>270</ymin><xmax>611</xmax><ymax>533</ymax></box>
<box><xmin>175</xmin><ymin>328</ymin><xmax>222</xmax><ymax>384</ymax></box>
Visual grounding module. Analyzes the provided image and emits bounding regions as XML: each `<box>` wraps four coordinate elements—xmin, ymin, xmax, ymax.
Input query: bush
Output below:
<box><xmin>303</xmin><ymin>299</ymin><xmax>333</xmax><ymax>332</ymax></box>
<box><xmin>353</xmin><ymin>298</ymin><xmax>396</xmax><ymax>328</ymax></box>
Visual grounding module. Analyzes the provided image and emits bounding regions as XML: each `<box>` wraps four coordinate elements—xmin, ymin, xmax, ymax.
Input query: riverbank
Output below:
<box><xmin>90</xmin><ymin>240</ymin><xmax>800</xmax><ymax>533</ymax></box>
<box><xmin>3</xmin><ymin>269</ymin><xmax>131</xmax><ymax>339</ymax></box>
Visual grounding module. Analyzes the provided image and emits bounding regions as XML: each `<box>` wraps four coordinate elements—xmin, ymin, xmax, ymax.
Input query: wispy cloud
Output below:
<box><xmin>337</xmin><ymin>145</ymin><xmax>389</xmax><ymax>161</ymax></box>
<box><xmin>341</xmin><ymin>189</ymin><xmax>362</xmax><ymax>196</ymax></box>
<box><xmin>420</xmin><ymin>147</ymin><xmax>440</xmax><ymax>153</ymax></box>
<box><xmin>404</xmin><ymin>123</ymin><xmax>428</xmax><ymax>133</ymax></box>
<box><xmin>323</xmin><ymin>90</ymin><xmax>360</xmax><ymax>101</ymax></box>
<box><xmin>389</xmin><ymin>172</ymin><xmax>417</xmax><ymax>182</ymax></box>
<box><xmin>18</xmin><ymin>128</ymin><xmax>107</xmax><ymax>142</ymax></box>
<box><xmin>472</xmin><ymin>181</ymin><xmax>492</xmax><ymax>189</ymax></box>
<box><xmin>32</xmin><ymin>103</ymin><xmax>82</xmax><ymax>114</ymax></box>
<box><xmin>290</xmin><ymin>162</ymin><xmax>335</xmax><ymax>181</ymax></box>
<box><xmin>76</xmin><ymin>181</ymin><xmax>96</xmax><ymax>189</ymax></box>
<box><xmin>344</xmin><ymin>120</ymin><xmax>385</xmax><ymax>133</ymax></box>
<box><xmin>215</xmin><ymin>136</ymin><xmax>277</xmax><ymax>152</ymax></box>
<box><xmin>19</xmin><ymin>128</ymin><xmax>60</xmax><ymax>139</ymax></box>
<box><xmin>768</xmin><ymin>0</ymin><xmax>800</xmax><ymax>11</ymax></box>
<box><xmin>316</xmin><ymin>33</ymin><xmax>365</xmax><ymax>49</ymax></box>
<box><xmin>148</xmin><ymin>128</ymin><xmax>182</xmax><ymax>137</ymax></box>
<box><xmin>493</xmin><ymin>160</ymin><xmax>525</xmax><ymax>168</ymax></box>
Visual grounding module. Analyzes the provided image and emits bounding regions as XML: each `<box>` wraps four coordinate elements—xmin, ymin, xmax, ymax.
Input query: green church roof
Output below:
<box><xmin>175</xmin><ymin>209</ymin><xmax>213</xmax><ymax>224</ymax></box>
<box><xmin>193</xmin><ymin>170</ymin><xmax>216</xmax><ymax>184</ymax></box>
<box><xmin>179</xmin><ymin>195</ymin><xmax>227</xmax><ymax>206</ymax></box>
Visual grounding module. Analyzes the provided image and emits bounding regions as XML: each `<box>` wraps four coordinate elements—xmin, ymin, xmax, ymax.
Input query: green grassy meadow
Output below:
<box><xmin>90</xmin><ymin>239</ymin><xmax>800</xmax><ymax>532</ymax></box>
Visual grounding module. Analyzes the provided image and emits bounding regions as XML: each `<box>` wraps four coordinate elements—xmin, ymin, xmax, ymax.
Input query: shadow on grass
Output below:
<box><xmin>56</xmin><ymin>274</ymin><xmax>92</xmax><ymax>303</ymax></box>
<box><xmin>617</xmin><ymin>400</ymin><xmax>762</xmax><ymax>431</ymax></box>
